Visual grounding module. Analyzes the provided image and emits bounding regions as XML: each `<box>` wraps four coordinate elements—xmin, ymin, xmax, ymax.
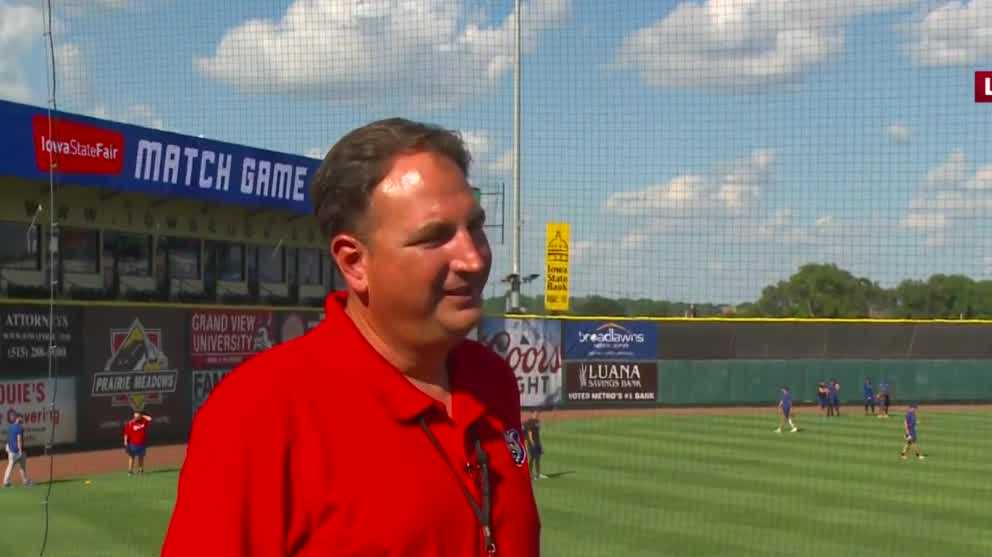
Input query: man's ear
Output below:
<box><xmin>331</xmin><ymin>233</ymin><xmax>370</xmax><ymax>295</ymax></box>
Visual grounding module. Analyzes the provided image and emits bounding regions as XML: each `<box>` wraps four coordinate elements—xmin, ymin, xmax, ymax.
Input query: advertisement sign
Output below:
<box><xmin>563</xmin><ymin>320</ymin><xmax>659</xmax><ymax>360</ymax></box>
<box><xmin>544</xmin><ymin>222</ymin><xmax>570</xmax><ymax>311</ymax></box>
<box><xmin>0</xmin><ymin>305</ymin><xmax>82</xmax><ymax>375</ymax></box>
<box><xmin>0</xmin><ymin>378</ymin><xmax>77</xmax><ymax>447</ymax></box>
<box><xmin>81</xmin><ymin>308</ymin><xmax>188</xmax><ymax>444</ymax></box>
<box><xmin>0</xmin><ymin>99</ymin><xmax>320</xmax><ymax>215</ymax></box>
<box><xmin>192</xmin><ymin>369</ymin><xmax>233</xmax><ymax>415</ymax></box>
<box><xmin>478</xmin><ymin>317</ymin><xmax>562</xmax><ymax>408</ymax></box>
<box><xmin>565</xmin><ymin>361</ymin><xmax>658</xmax><ymax>405</ymax></box>
<box><xmin>275</xmin><ymin>310</ymin><xmax>323</xmax><ymax>344</ymax></box>
<box><xmin>190</xmin><ymin>309</ymin><xmax>274</xmax><ymax>369</ymax></box>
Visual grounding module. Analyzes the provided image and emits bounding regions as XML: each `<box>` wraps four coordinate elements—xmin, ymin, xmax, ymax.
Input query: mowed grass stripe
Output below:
<box><xmin>538</xmin><ymin>495</ymin><xmax>847</xmax><ymax>557</ymax></box>
<box><xmin>594</xmin><ymin>412</ymin><xmax>984</xmax><ymax>444</ymax></box>
<box><xmin>552</xmin><ymin>421</ymin><xmax>992</xmax><ymax>499</ymax></box>
<box><xmin>556</xmin><ymin>415</ymin><xmax>992</xmax><ymax>468</ymax></box>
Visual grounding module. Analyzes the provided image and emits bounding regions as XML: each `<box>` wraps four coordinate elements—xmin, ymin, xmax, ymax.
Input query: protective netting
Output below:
<box><xmin>6</xmin><ymin>0</ymin><xmax>992</xmax><ymax>316</ymax></box>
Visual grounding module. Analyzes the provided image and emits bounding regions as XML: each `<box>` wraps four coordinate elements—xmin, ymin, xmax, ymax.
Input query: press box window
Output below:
<box><xmin>103</xmin><ymin>231</ymin><xmax>152</xmax><ymax>276</ymax></box>
<box><xmin>298</xmin><ymin>248</ymin><xmax>322</xmax><ymax>285</ymax></box>
<box><xmin>61</xmin><ymin>227</ymin><xmax>99</xmax><ymax>274</ymax></box>
<box><xmin>260</xmin><ymin>245</ymin><xmax>285</xmax><ymax>283</ymax></box>
<box><xmin>213</xmin><ymin>242</ymin><xmax>245</xmax><ymax>282</ymax></box>
<box><xmin>166</xmin><ymin>237</ymin><xmax>201</xmax><ymax>280</ymax></box>
<box><xmin>0</xmin><ymin>221</ymin><xmax>41</xmax><ymax>270</ymax></box>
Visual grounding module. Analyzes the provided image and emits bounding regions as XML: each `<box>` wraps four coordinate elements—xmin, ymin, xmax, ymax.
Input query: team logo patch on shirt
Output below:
<box><xmin>504</xmin><ymin>429</ymin><xmax>527</xmax><ymax>467</ymax></box>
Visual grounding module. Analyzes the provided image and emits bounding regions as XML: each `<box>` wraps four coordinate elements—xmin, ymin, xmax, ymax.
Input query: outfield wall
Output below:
<box><xmin>0</xmin><ymin>299</ymin><xmax>322</xmax><ymax>452</ymax></box>
<box><xmin>3</xmin><ymin>302</ymin><xmax>990</xmax><ymax>452</ymax></box>
<box><xmin>478</xmin><ymin>317</ymin><xmax>992</xmax><ymax>409</ymax></box>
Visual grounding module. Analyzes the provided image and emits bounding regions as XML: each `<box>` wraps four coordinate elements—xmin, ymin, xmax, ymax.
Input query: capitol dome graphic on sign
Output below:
<box><xmin>546</xmin><ymin>230</ymin><xmax>569</xmax><ymax>263</ymax></box>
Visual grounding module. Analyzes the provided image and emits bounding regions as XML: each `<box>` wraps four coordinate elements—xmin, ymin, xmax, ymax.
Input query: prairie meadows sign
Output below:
<box><xmin>82</xmin><ymin>309</ymin><xmax>188</xmax><ymax>444</ymax></box>
<box><xmin>90</xmin><ymin>319</ymin><xmax>179</xmax><ymax>407</ymax></box>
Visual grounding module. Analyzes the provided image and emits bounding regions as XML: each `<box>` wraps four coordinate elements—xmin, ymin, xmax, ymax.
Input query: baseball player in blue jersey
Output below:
<box><xmin>827</xmin><ymin>379</ymin><xmax>841</xmax><ymax>417</ymax></box>
<box><xmin>863</xmin><ymin>378</ymin><xmax>876</xmax><ymax>416</ymax></box>
<box><xmin>816</xmin><ymin>382</ymin><xmax>829</xmax><ymax>417</ymax></box>
<box><xmin>900</xmin><ymin>403</ymin><xmax>925</xmax><ymax>460</ymax></box>
<box><xmin>775</xmin><ymin>387</ymin><xmax>799</xmax><ymax>433</ymax></box>
<box><xmin>877</xmin><ymin>380</ymin><xmax>891</xmax><ymax>418</ymax></box>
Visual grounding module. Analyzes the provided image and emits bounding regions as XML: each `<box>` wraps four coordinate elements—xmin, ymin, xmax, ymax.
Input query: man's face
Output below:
<box><xmin>350</xmin><ymin>150</ymin><xmax>491</xmax><ymax>346</ymax></box>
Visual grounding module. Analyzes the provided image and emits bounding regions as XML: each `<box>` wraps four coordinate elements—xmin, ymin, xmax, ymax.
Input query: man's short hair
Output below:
<box><xmin>310</xmin><ymin>118</ymin><xmax>472</xmax><ymax>241</ymax></box>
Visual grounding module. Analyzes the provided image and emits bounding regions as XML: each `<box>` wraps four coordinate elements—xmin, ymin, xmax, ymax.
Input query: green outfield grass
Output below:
<box><xmin>0</xmin><ymin>468</ymin><xmax>179</xmax><ymax>557</ymax></box>
<box><xmin>535</xmin><ymin>410</ymin><xmax>992</xmax><ymax>557</ymax></box>
<box><xmin>1</xmin><ymin>410</ymin><xmax>990</xmax><ymax>556</ymax></box>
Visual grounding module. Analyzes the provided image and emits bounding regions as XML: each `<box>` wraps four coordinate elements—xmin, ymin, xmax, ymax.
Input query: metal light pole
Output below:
<box><xmin>509</xmin><ymin>0</ymin><xmax>523</xmax><ymax>313</ymax></box>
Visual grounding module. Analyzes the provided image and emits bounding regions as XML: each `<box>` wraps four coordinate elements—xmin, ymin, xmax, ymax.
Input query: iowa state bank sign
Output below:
<box><xmin>563</xmin><ymin>321</ymin><xmax>658</xmax><ymax>360</ymax></box>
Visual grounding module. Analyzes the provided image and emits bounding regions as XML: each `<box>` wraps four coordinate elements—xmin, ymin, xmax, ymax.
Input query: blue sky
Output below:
<box><xmin>3</xmin><ymin>0</ymin><xmax>992</xmax><ymax>304</ymax></box>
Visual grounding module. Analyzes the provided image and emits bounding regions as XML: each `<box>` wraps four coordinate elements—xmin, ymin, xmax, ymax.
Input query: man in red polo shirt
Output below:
<box><xmin>162</xmin><ymin>118</ymin><xmax>540</xmax><ymax>556</ymax></box>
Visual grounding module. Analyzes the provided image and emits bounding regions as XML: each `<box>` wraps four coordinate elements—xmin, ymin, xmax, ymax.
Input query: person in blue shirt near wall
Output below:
<box><xmin>775</xmin><ymin>387</ymin><xmax>799</xmax><ymax>433</ymax></box>
<box><xmin>900</xmin><ymin>403</ymin><xmax>925</xmax><ymax>461</ymax></box>
<box><xmin>863</xmin><ymin>378</ymin><xmax>876</xmax><ymax>416</ymax></box>
<box><xmin>4</xmin><ymin>414</ymin><xmax>33</xmax><ymax>487</ymax></box>
<box><xmin>877</xmin><ymin>380</ymin><xmax>891</xmax><ymax>419</ymax></box>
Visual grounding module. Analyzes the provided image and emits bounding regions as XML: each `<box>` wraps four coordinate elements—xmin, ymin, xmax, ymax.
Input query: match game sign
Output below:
<box><xmin>544</xmin><ymin>222</ymin><xmax>570</xmax><ymax>311</ymax></box>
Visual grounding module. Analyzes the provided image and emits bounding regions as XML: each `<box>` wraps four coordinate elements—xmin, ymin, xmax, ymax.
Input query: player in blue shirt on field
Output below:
<box><xmin>827</xmin><ymin>379</ymin><xmax>841</xmax><ymax>417</ymax></box>
<box><xmin>4</xmin><ymin>414</ymin><xmax>33</xmax><ymax>487</ymax></box>
<box><xmin>816</xmin><ymin>382</ymin><xmax>829</xmax><ymax>417</ymax></box>
<box><xmin>863</xmin><ymin>378</ymin><xmax>876</xmax><ymax>416</ymax></box>
<box><xmin>877</xmin><ymin>380</ymin><xmax>891</xmax><ymax>418</ymax></box>
<box><xmin>775</xmin><ymin>387</ymin><xmax>799</xmax><ymax>433</ymax></box>
<box><xmin>900</xmin><ymin>403</ymin><xmax>925</xmax><ymax>461</ymax></box>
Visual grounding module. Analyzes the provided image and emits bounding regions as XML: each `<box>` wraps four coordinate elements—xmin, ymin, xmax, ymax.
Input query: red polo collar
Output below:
<box><xmin>324</xmin><ymin>292</ymin><xmax>486</xmax><ymax>426</ymax></box>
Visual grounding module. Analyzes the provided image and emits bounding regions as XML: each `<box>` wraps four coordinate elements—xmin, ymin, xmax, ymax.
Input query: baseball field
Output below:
<box><xmin>2</xmin><ymin>406</ymin><xmax>990</xmax><ymax>556</ymax></box>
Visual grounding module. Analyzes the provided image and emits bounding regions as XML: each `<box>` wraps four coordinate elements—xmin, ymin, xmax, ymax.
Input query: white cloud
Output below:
<box><xmin>459</xmin><ymin>129</ymin><xmax>492</xmax><ymax>159</ymax></box>
<box><xmin>90</xmin><ymin>103</ymin><xmax>165</xmax><ymax>130</ymax></box>
<box><xmin>0</xmin><ymin>2</ymin><xmax>43</xmax><ymax>103</ymax></box>
<box><xmin>904</xmin><ymin>150</ymin><xmax>992</xmax><ymax>246</ymax></box>
<box><xmin>924</xmin><ymin>149</ymin><xmax>967</xmax><ymax>189</ymax></box>
<box><xmin>886</xmin><ymin>122</ymin><xmax>910</xmax><ymax>143</ymax></box>
<box><xmin>196</xmin><ymin>0</ymin><xmax>570</xmax><ymax>108</ymax></box>
<box><xmin>901</xmin><ymin>211</ymin><xmax>948</xmax><ymax>230</ymax></box>
<box><xmin>605</xmin><ymin>149</ymin><xmax>774</xmax><ymax>215</ymax></box>
<box><xmin>451</xmin><ymin>129</ymin><xmax>517</xmax><ymax>177</ymax></box>
<box><xmin>909</xmin><ymin>0</ymin><xmax>992</xmax><ymax>66</ymax></box>
<box><xmin>54</xmin><ymin>42</ymin><xmax>88</xmax><ymax>100</ymax></box>
<box><xmin>614</xmin><ymin>0</ymin><xmax>914</xmax><ymax>90</ymax></box>
<box><xmin>486</xmin><ymin>149</ymin><xmax>514</xmax><ymax>175</ymax></box>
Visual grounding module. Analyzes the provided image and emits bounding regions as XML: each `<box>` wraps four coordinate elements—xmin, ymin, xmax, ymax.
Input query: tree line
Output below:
<box><xmin>483</xmin><ymin>263</ymin><xmax>992</xmax><ymax>319</ymax></box>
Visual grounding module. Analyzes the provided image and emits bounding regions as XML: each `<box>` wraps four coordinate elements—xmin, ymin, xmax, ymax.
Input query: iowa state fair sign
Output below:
<box><xmin>0</xmin><ymin>99</ymin><xmax>320</xmax><ymax>215</ymax></box>
<box><xmin>563</xmin><ymin>320</ymin><xmax>659</xmax><ymax>360</ymax></box>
